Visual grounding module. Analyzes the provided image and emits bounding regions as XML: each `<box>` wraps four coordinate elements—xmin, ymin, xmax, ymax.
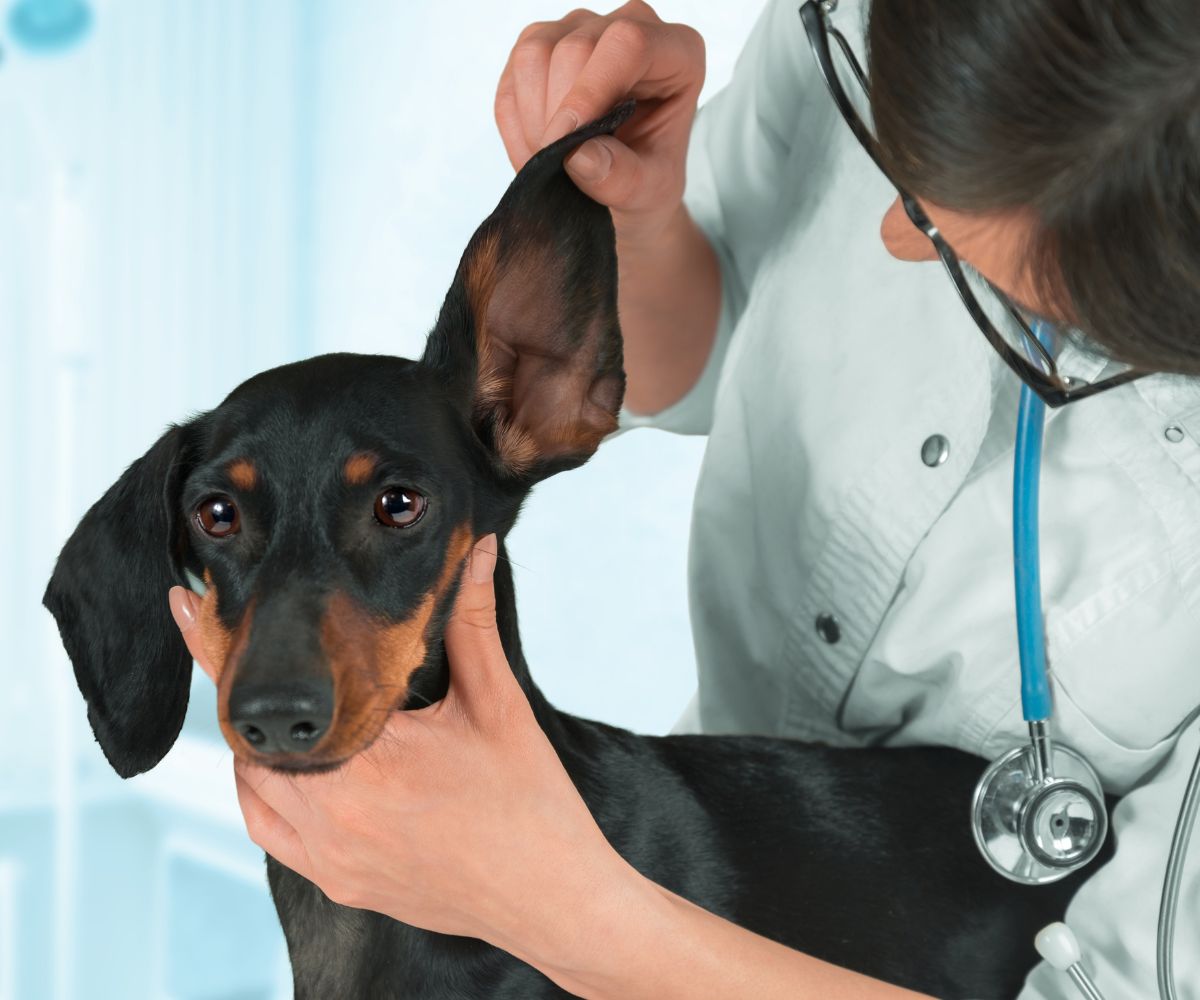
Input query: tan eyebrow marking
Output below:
<box><xmin>226</xmin><ymin>459</ymin><xmax>257</xmax><ymax>491</ymax></box>
<box><xmin>343</xmin><ymin>452</ymin><xmax>378</xmax><ymax>486</ymax></box>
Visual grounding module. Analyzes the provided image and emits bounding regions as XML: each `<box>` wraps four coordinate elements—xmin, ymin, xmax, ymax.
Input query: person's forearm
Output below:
<box><xmin>616</xmin><ymin>204</ymin><xmax>722</xmax><ymax>417</ymax></box>
<box><xmin>509</xmin><ymin>863</ymin><xmax>935</xmax><ymax>1000</ymax></box>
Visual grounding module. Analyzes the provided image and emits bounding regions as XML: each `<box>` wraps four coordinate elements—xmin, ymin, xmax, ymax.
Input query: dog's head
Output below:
<box><xmin>43</xmin><ymin>104</ymin><xmax>632</xmax><ymax>778</ymax></box>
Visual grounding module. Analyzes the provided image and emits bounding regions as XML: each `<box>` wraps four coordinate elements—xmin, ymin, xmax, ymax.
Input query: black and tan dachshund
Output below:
<box><xmin>43</xmin><ymin>104</ymin><xmax>1107</xmax><ymax>999</ymax></box>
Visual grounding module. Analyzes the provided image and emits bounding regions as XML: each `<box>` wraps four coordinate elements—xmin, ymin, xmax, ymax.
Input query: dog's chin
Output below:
<box><xmin>236</xmin><ymin>729</ymin><xmax>397</xmax><ymax>775</ymax></box>
<box><xmin>260</xmin><ymin>754</ymin><xmax>355</xmax><ymax>776</ymax></box>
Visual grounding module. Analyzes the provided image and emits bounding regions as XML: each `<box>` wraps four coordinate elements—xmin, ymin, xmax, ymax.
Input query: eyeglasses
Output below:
<box><xmin>799</xmin><ymin>0</ymin><xmax>1145</xmax><ymax>407</ymax></box>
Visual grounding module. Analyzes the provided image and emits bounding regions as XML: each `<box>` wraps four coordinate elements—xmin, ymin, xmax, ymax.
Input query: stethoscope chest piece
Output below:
<box><xmin>972</xmin><ymin>742</ymin><xmax>1108</xmax><ymax>885</ymax></box>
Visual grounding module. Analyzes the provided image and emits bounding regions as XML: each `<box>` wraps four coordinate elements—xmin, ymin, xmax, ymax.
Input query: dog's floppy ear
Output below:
<box><xmin>43</xmin><ymin>422</ymin><xmax>196</xmax><ymax>778</ymax></box>
<box><xmin>423</xmin><ymin>101</ymin><xmax>633</xmax><ymax>481</ymax></box>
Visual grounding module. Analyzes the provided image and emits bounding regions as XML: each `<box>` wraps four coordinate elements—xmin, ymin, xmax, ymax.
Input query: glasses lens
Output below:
<box><xmin>828</xmin><ymin>28</ymin><xmax>876</xmax><ymax>137</ymax></box>
<box><xmin>959</xmin><ymin>264</ymin><xmax>1135</xmax><ymax>388</ymax></box>
<box><xmin>960</xmin><ymin>265</ymin><xmax>1054</xmax><ymax>375</ymax></box>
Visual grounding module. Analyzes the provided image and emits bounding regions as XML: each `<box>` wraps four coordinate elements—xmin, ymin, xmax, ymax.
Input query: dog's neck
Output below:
<box><xmin>422</xmin><ymin>535</ymin><xmax>560</xmax><ymax>733</ymax></box>
<box><xmin>490</xmin><ymin>537</ymin><xmax>532</xmax><ymax>685</ymax></box>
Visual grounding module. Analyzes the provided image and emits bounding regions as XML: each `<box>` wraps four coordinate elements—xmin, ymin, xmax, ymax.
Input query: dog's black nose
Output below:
<box><xmin>228</xmin><ymin>680</ymin><xmax>334</xmax><ymax>755</ymax></box>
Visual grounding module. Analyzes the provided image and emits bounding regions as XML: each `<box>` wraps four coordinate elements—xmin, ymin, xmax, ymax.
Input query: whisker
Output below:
<box><xmin>494</xmin><ymin>550</ymin><xmax>530</xmax><ymax>573</ymax></box>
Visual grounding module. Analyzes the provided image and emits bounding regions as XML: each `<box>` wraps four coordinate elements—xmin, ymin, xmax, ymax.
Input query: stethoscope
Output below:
<box><xmin>971</xmin><ymin>321</ymin><xmax>1200</xmax><ymax>1000</ymax></box>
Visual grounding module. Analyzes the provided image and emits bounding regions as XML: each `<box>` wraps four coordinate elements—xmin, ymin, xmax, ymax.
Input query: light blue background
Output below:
<box><xmin>2</xmin><ymin>2</ymin><xmax>760</xmax><ymax>997</ymax></box>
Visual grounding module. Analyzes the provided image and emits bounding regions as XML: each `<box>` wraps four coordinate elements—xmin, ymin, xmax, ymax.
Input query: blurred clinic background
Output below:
<box><xmin>1</xmin><ymin>1</ymin><xmax>761</xmax><ymax>997</ymax></box>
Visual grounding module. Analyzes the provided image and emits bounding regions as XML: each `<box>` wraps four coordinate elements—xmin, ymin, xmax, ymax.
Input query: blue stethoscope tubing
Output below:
<box><xmin>1012</xmin><ymin>337</ymin><xmax>1052</xmax><ymax>725</ymax></box>
<box><xmin>996</xmin><ymin>321</ymin><xmax>1200</xmax><ymax>999</ymax></box>
<box><xmin>973</xmin><ymin>319</ymin><xmax>1110</xmax><ymax>890</ymax></box>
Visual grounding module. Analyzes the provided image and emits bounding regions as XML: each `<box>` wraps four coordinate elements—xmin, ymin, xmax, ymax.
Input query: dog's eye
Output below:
<box><xmin>374</xmin><ymin>488</ymin><xmax>427</xmax><ymax>528</ymax></box>
<box><xmin>195</xmin><ymin>496</ymin><xmax>240</xmax><ymax>537</ymax></box>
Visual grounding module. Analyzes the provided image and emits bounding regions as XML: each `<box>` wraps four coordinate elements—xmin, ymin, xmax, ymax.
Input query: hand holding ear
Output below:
<box><xmin>167</xmin><ymin>536</ymin><xmax>640</xmax><ymax>963</ymax></box>
<box><xmin>495</xmin><ymin>1</ymin><xmax>705</xmax><ymax>250</ymax></box>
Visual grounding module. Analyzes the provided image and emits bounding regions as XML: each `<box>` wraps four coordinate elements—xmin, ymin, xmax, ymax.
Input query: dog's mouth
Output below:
<box><xmin>260</xmin><ymin>754</ymin><xmax>353</xmax><ymax>776</ymax></box>
<box><xmin>217</xmin><ymin>647</ymin><xmax>448</xmax><ymax>773</ymax></box>
<box><xmin>220</xmin><ymin>679</ymin><xmax>421</xmax><ymax>773</ymax></box>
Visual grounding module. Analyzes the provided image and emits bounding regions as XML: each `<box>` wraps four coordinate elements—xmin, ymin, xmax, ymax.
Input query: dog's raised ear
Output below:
<box><xmin>423</xmin><ymin>101</ymin><xmax>633</xmax><ymax>481</ymax></box>
<box><xmin>43</xmin><ymin>422</ymin><xmax>196</xmax><ymax>778</ymax></box>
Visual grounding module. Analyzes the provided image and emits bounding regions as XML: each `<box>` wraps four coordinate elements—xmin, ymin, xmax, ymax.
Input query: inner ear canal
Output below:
<box><xmin>472</xmin><ymin>234</ymin><xmax>621</xmax><ymax>476</ymax></box>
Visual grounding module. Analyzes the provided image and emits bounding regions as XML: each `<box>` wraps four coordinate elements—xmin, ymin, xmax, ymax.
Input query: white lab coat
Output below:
<box><xmin>621</xmin><ymin>0</ymin><xmax>1200</xmax><ymax>995</ymax></box>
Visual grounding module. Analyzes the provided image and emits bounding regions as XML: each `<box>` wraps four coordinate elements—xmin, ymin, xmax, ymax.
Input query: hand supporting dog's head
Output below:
<box><xmin>43</xmin><ymin>104</ymin><xmax>632</xmax><ymax>779</ymax></box>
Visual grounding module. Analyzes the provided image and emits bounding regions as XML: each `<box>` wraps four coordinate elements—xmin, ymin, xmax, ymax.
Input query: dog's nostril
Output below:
<box><xmin>290</xmin><ymin>721</ymin><xmax>322</xmax><ymax>744</ymax></box>
<box><xmin>228</xmin><ymin>680</ymin><xmax>334</xmax><ymax>755</ymax></box>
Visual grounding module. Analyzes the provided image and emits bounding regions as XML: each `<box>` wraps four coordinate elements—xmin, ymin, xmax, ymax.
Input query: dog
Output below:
<box><xmin>43</xmin><ymin>103</ymin><xmax>1108</xmax><ymax>998</ymax></box>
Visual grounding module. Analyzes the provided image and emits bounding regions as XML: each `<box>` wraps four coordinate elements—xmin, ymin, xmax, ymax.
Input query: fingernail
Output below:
<box><xmin>169</xmin><ymin>586</ymin><xmax>196</xmax><ymax>630</ymax></box>
<box><xmin>470</xmin><ymin>534</ymin><xmax>498</xmax><ymax>584</ymax></box>
<box><xmin>566</xmin><ymin>138</ymin><xmax>612</xmax><ymax>183</ymax></box>
<box><xmin>542</xmin><ymin>108</ymin><xmax>579</xmax><ymax>146</ymax></box>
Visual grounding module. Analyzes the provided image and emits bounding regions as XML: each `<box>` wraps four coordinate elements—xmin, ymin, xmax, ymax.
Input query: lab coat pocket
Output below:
<box><xmin>980</xmin><ymin>694</ymin><xmax>1182</xmax><ymax>798</ymax></box>
<box><xmin>1044</xmin><ymin>563</ymin><xmax>1200</xmax><ymax>760</ymax></box>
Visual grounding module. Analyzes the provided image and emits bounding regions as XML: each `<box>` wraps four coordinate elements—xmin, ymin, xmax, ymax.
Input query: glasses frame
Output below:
<box><xmin>799</xmin><ymin>0</ymin><xmax>1145</xmax><ymax>407</ymax></box>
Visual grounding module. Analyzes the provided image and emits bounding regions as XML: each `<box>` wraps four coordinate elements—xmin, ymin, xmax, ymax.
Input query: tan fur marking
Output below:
<box><xmin>197</xmin><ymin>571</ymin><xmax>259</xmax><ymax>752</ymax></box>
<box><xmin>549</xmin><ymin>406</ymin><xmax>620</xmax><ymax>455</ymax></box>
<box><xmin>227</xmin><ymin>459</ymin><xmax>257</xmax><ymax>491</ymax></box>
<box><xmin>215</xmin><ymin>602</ymin><xmax>256</xmax><ymax>749</ymax></box>
<box><xmin>316</xmin><ymin>524</ymin><xmax>475</xmax><ymax>760</ymax></box>
<box><xmin>474</xmin><ymin>366</ymin><xmax>510</xmax><ymax>410</ymax></box>
<box><xmin>343</xmin><ymin>452</ymin><xmax>377</xmax><ymax>486</ymax></box>
<box><xmin>197</xmin><ymin>570</ymin><xmax>234</xmax><ymax>675</ymax></box>
<box><xmin>467</xmin><ymin>230</ymin><xmax>510</xmax><ymax>422</ymax></box>
<box><xmin>466</xmin><ymin>227</ymin><xmax>502</xmax><ymax>358</ymax></box>
<box><xmin>463</xmin><ymin>229</ymin><xmax>544</xmax><ymax>475</ymax></box>
<box><xmin>494</xmin><ymin>421</ymin><xmax>540</xmax><ymax>475</ymax></box>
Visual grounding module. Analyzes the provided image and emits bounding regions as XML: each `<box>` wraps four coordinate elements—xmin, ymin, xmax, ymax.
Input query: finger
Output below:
<box><xmin>562</xmin><ymin>134</ymin><xmax>646</xmax><ymax>211</ymax></box>
<box><xmin>495</xmin><ymin>68</ymin><xmax>534</xmax><ymax>170</ymax></box>
<box><xmin>169</xmin><ymin>586</ymin><xmax>216</xmax><ymax>683</ymax></box>
<box><xmin>544</xmin><ymin>21</ymin><xmax>603</xmax><ymax>132</ymax></box>
<box><xmin>235</xmin><ymin>770</ymin><xmax>314</xmax><ymax>879</ymax></box>
<box><xmin>541</xmin><ymin>15</ymin><xmax>700</xmax><ymax>146</ymax></box>
<box><xmin>233</xmin><ymin>756</ymin><xmax>320</xmax><ymax>831</ymax></box>
<box><xmin>442</xmin><ymin>534</ymin><xmax>513</xmax><ymax>704</ymax></box>
<box><xmin>505</xmin><ymin>11</ymin><xmax>600</xmax><ymax>163</ymax></box>
<box><xmin>509</xmin><ymin>23</ymin><xmax>557</xmax><ymax>160</ymax></box>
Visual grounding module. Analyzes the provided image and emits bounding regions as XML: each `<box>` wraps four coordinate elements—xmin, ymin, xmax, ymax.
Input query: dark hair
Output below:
<box><xmin>867</xmin><ymin>0</ymin><xmax>1200</xmax><ymax>374</ymax></box>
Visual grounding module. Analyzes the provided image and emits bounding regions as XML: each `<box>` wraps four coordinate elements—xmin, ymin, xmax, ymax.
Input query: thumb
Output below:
<box><xmin>563</xmin><ymin>135</ymin><xmax>645</xmax><ymax>214</ymax></box>
<box><xmin>168</xmin><ymin>585</ymin><xmax>217</xmax><ymax>683</ymax></box>
<box><xmin>443</xmin><ymin>534</ymin><xmax>516</xmax><ymax>707</ymax></box>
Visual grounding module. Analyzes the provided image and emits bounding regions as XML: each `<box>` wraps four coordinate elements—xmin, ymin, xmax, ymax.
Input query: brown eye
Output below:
<box><xmin>374</xmin><ymin>488</ymin><xmax>427</xmax><ymax>528</ymax></box>
<box><xmin>196</xmin><ymin>496</ymin><xmax>240</xmax><ymax>537</ymax></box>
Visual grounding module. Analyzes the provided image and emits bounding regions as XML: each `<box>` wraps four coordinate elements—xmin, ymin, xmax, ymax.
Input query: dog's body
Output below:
<box><xmin>44</xmin><ymin>104</ymin><xmax>1107</xmax><ymax>999</ymax></box>
<box><xmin>271</xmin><ymin>554</ymin><xmax>1101</xmax><ymax>998</ymax></box>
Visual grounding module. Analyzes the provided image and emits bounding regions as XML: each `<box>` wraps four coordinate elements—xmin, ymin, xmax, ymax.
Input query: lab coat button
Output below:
<box><xmin>1165</xmin><ymin>425</ymin><xmax>1186</xmax><ymax>443</ymax></box>
<box><xmin>921</xmin><ymin>434</ymin><xmax>950</xmax><ymax>467</ymax></box>
<box><xmin>815</xmin><ymin>613</ymin><xmax>841</xmax><ymax>644</ymax></box>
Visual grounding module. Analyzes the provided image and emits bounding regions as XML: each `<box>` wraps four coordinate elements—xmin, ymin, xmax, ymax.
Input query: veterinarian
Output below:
<box><xmin>169</xmin><ymin>0</ymin><xmax>1200</xmax><ymax>995</ymax></box>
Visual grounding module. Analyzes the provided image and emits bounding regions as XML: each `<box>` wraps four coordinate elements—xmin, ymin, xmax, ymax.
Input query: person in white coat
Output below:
<box><xmin>171</xmin><ymin>0</ymin><xmax>1200</xmax><ymax>996</ymax></box>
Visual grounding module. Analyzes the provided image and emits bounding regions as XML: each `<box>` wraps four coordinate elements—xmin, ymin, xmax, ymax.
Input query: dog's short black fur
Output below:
<box><xmin>44</xmin><ymin>104</ymin><xmax>1110</xmax><ymax>998</ymax></box>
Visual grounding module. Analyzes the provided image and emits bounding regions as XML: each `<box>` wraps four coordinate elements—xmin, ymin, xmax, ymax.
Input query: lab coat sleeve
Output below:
<box><xmin>619</xmin><ymin>0</ymin><xmax>828</xmax><ymax>437</ymax></box>
<box><xmin>1016</xmin><ymin>717</ymin><xmax>1200</xmax><ymax>1000</ymax></box>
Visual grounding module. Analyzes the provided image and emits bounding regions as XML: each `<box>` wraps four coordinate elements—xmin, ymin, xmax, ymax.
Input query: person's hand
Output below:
<box><xmin>495</xmin><ymin>1</ymin><xmax>706</xmax><ymax>250</ymax></box>
<box><xmin>167</xmin><ymin>535</ymin><xmax>643</xmax><ymax>966</ymax></box>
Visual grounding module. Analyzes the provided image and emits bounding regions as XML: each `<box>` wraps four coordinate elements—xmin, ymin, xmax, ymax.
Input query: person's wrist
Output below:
<box><xmin>496</xmin><ymin>854</ymin><xmax>676</xmax><ymax>999</ymax></box>
<box><xmin>614</xmin><ymin>199</ymin><xmax>691</xmax><ymax>259</ymax></box>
